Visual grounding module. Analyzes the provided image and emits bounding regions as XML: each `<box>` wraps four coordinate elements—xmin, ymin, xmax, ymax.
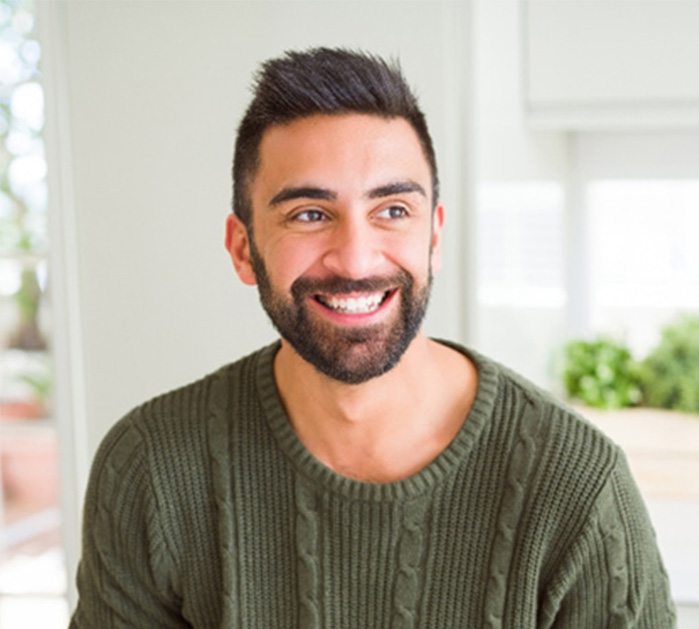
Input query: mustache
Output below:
<box><xmin>291</xmin><ymin>271</ymin><xmax>412</xmax><ymax>300</ymax></box>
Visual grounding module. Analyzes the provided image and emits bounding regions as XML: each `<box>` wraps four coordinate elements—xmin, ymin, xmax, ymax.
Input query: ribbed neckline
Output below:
<box><xmin>255</xmin><ymin>339</ymin><xmax>500</xmax><ymax>502</ymax></box>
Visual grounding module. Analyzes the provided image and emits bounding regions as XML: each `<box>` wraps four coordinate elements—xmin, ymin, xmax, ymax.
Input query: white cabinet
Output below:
<box><xmin>524</xmin><ymin>1</ymin><xmax>699</xmax><ymax>128</ymax></box>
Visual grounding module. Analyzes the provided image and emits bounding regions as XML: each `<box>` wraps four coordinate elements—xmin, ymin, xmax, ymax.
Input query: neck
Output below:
<box><xmin>273</xmin><ymin>335</ymin><xmax>477</xmax><ymax>482</ymax></box>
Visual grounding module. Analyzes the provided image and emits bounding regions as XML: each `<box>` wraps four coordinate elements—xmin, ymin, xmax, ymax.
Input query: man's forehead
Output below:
<box><xmin>252</xmin><ymin>113</ymin><xmax>433</xmax><ymax>199</ymax></box>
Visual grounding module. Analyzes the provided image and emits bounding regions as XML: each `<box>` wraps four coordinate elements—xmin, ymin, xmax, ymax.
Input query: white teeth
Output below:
<box><xmin>320</xmin><ymin>293</ymin><xmax>385</xmax><ymax>314</ymax></box>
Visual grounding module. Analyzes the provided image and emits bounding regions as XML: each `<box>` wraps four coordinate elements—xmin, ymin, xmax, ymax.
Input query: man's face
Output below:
<box><xmin>229</xmin><ymin>114</ymin><xmax>443</xmax><ymax>384</ymax></box>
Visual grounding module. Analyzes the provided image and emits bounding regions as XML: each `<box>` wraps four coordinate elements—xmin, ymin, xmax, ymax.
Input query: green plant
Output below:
<box><xmin>562</xmin><ymin>337</ymin><xmax>642</xmax><ymax>409</ymax></box>
<box><xmin>639</xmin><ymin>316</ymin><xmax>699</xmax><ymax>414</ymax></box>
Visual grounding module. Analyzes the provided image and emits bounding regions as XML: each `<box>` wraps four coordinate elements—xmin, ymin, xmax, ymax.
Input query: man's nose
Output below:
<box><xmin>321</xmin><ymin>218</ymin><xmax>384</xmax><ymax>279</ymax></box>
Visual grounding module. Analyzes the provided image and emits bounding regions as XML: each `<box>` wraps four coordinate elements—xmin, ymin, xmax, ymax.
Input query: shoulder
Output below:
<box><xmin>88</xmin><ymin>343</ymin><xmax>277</xmax><ymax>492</ymax></box>
<box><xmin>489</xmin><ymin>356</ymin><xmax>641</xmax><ymax>562</ymax></box>
<box><xmin>503</xmin><ymin>358</ymin><xmax>618</xmax><ymax>469</ymax></box>
<box><xmin>100</xmin><ymin>343</ymin><xmax>274</xmax><ymax>446</ymax></box>
<box><xmin>452</xmin><ymin>345</ymin><xmax>623</xmax><ymax>527</ymax></box>
<box><xmin>437</xmin><ymin>339</ymin><xmax>620</xmax><ymax>478</ymax></box>
<box><xmin>476</xmin><ymin>348</ymin><xmax>618</xmax><ymax>460</ymax></box>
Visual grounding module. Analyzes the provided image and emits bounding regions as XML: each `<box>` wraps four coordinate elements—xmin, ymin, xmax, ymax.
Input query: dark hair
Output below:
<box><xmin>232</xmin><ymin>47</ymin><xmax>439</xmax><ymax>228</ymax></box>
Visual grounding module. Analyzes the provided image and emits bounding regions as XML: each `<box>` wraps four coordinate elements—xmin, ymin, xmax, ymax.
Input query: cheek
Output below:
<box><xmin>385</xmin><ymin>231</ymin><xmax>433</xmax><ymax>272</ymax></box>
<box><xmin>262</xmin><ymin>237</ymin><xmax>322</xmax><ymax>288</ymax></box>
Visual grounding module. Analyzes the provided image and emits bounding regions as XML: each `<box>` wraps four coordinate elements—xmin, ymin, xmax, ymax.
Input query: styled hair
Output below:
<box><xmin>232</xmin><ymin>47</ymin><xmax>439</xmax><ymax>228</ymax></box>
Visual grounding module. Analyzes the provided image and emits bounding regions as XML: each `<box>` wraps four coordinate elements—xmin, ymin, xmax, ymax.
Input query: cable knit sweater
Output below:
<box><xmin>70</xmin><ymin>341</ymin><xmax>675</xmax><ymax>628</ymax></box>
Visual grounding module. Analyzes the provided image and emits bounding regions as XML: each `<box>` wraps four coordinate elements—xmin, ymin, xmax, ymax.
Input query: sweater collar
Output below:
<box><xmin>255</xmin><ymin>339</ymin><xmax>500</xmax><ymax>502</ymax></box>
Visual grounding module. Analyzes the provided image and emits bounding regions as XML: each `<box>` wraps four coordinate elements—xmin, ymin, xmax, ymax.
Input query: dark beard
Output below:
<box><xmin>249</xmin><ymin>240</ymin><xmax>432</xmax><ymax>385</ymax></box>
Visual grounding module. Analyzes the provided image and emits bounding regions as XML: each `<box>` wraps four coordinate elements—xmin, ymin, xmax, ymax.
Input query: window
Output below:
<box><xmin>0</xmin><ymin>0</ymin><xmax>68</xmax><ymax>625</ymax></box>
<box><xmin>588</xmin><ymin>179</ymin><xmax>699</xmax><ymax>355</ymax></box>
<box><xmin>475</xmin><ymin>181</ymin><xmax>567</xmax><ymax>388</ymax></box>
<box><xmin>475</xmin><ymin>133</ymin><xmax>699</xmax><ymax>606</ymax></box>
<box><xmin>575</xmin><ymin>132</ymin><xmax>699</xmax><ymax>606</ymax></box>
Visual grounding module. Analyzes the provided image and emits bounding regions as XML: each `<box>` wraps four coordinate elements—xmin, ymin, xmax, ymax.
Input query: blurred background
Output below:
<box><xmin>0</xmin><ymin>0</ymin><xmax>697</xmax><ymax>626</ymax></box>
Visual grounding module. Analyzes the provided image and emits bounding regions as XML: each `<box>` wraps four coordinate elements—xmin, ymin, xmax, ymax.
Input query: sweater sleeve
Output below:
<box><xmin>540</xmin><ymin>450</ymin><xmax>676</xmax><ymax>628</ymax></box>
<box><xmin>69</xmin><ymin>414</ymin><xmax>190</xmax><ymax>628</ymax></box>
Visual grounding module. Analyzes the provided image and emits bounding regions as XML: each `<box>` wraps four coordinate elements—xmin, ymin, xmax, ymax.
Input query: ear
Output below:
<box><xmin>225</xmin><ymin>213</ymin><xmax>257</xmax><ymax>286</ymax></box>
<box><xmin>429</xmin><ymin>203</ymin><xmax>445</xmax><ymax>273</ymax></box>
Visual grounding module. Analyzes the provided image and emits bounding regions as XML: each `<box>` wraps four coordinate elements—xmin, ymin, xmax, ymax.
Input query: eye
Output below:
<box><xmin>292</xmin><ymin>209</ymin><xmax>328</xmax><ymax>223</ymax></box>
<box><xmin>376</xmin><ymin>204</ymin><xmax>409</xmax><ymax>220</ymax></box>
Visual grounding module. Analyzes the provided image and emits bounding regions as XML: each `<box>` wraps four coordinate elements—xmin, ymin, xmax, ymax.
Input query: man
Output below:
<box><xmin>71</xmin><ymin>48</ymin><xmax>675</xmax><ymax>627</ymax></box>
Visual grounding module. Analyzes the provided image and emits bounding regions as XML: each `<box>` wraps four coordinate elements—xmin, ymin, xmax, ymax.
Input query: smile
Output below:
<box><xmin>314</xmin><ymin>290</ymin><xmax>392</xmax><ymax>315</ymax></box>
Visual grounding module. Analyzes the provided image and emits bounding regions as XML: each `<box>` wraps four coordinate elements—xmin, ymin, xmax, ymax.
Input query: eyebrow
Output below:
<box><xmin>268</xmin><ymin>186</ymin><xmax>337</xmax><ymax>206</ymax></box>
<box><xmin>267</xmin><ymin>179</ymin><xmax>427</xmax><ymax>208</ymax></box>
<box><xmin>367</xmin><ymin>180</ymin><xmax>427</xmax><ymax>200</ymax></box>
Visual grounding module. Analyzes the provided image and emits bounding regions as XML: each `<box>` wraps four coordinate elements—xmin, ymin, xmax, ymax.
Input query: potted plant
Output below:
<box><xmin>560</xmin><ymin>322</ymin><xmax>699</xmax><ymax>501</ymax></box>
<box><xmin>562</xmin><ymin>336</ymin><xmax>642</xmax><ymax>410</ymax></box>
<box><xmin>639</xmin><ymin>316</ymin><xmax>699</xmax><ymax>415</ymax></box>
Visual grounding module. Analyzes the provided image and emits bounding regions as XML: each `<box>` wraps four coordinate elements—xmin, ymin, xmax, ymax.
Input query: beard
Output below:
<box><xmin>248</xmin><ymin>240</ymin><xmax>432</xmax><ymax>385</ymax></box>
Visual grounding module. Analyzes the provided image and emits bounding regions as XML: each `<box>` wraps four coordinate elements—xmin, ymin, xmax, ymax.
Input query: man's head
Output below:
<box><xmin>227</xmin><ymin>49</ymin><xmax>443</xmax><ymax>385</ymax></box>
<box><xmin>232</xmin><ymin>47</ymin><xmax>439</xmax><ymax>229</ymax></box>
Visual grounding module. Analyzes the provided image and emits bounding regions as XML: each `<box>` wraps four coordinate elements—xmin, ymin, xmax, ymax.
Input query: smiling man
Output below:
<box><xmin>71</xmin><ymin>49</ymin><xmax>675</xmax><ymax>628</ymax></box>
<box><xmin>237</xmin><ymin>115</ymin><xmax>437</xmax><ymax>387</ymax></box>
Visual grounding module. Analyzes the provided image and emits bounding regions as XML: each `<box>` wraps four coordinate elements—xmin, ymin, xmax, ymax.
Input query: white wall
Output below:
<box><xmin>475</xmin><ymin>0</ymin><xmax>566</xmax><ymax>182</ymax></box>
<box><xmin>473</xmin><ymin>0</ymin><xmax>568</xmax><ymax>387</ymax></box>
<box><xmin>49</xmin><ymin>0</ymin><xmax>472</xmax><ymax>453</ymax></box>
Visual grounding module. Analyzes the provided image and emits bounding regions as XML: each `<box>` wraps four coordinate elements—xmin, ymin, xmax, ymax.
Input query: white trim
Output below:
<box><xmin>527</xmin><ymin>102</ymin><xmax>699</xmax><ymax>131</ymax></box>
<box><xmin>442</xmin><ymin>0</ymin><xmax>476</xmax><ymax>345</ymax></box>
<box><xmin>37</xmin><ymin>1</ymin><xmax>88</xmax><ymax>611</ymax></box>
<box><xmin>520</xmin><ymin>1</ymin><xmax>699</xmax><ymax>131</ymax></box>
<box><xmin>563</xmin><ymin>133</ymin><xmax>590</xmax><ymax>338</ymax></box>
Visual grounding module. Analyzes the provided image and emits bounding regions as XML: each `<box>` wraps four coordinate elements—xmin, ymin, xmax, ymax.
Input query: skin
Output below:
<box><xmin>226</xmin><ymin>114</ymin><xmax>478</xmax><ymax>482</ymax></box>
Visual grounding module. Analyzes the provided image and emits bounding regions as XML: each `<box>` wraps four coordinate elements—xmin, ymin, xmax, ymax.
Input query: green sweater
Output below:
<box><xmin>71</xmin><ymin>341</ymin><xmax>675</xmax><ymax>628</ymax></box>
